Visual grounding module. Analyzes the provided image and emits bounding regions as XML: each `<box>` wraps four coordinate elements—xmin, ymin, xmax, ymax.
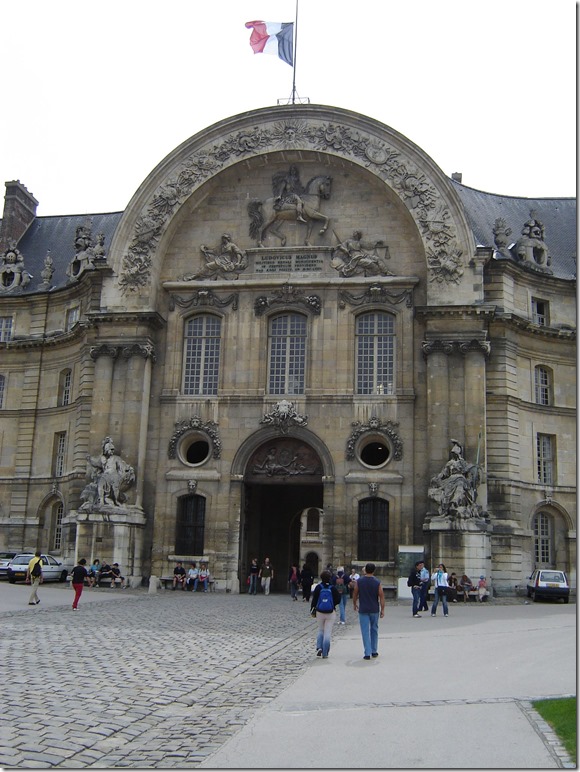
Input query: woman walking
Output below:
<box><xmin>430</xmin><ymin>563</ymin><xmax>450</xmax><ymax>617</ymax></box>
<box><xmin>310</xmin><ymin>570</ymin><xmax>340</xmax><ymax>658</ymax></box>
<box><xmin>71</xmin><ymin>558</ymin><xmax>89</xmax><ymax>610</ymax></box>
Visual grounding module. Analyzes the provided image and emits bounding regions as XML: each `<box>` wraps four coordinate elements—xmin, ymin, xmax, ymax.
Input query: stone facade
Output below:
<box><xmin>0</xmin><ymin>105</ymin><xmax>575</xmax><ymax>594</ymax></box>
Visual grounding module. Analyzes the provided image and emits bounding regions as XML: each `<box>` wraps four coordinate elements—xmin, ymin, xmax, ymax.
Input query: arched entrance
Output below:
<box><xmin>240</xmin><ymin>437</ymin><xmax>324</xmax><ymax>592</ymax></box>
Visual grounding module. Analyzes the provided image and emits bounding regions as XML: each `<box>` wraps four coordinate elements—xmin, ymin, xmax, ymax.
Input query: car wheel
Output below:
<box><xmin>8</xmin><ymin>576</ymin><xmax>16</xmax><ymax>584</ymax></box>
<box><xmin>60</xmin><ymin>570</ymin><xmax>68</xmax><ymax>582</ymax></box>
<box><xmin>563</xmin><ymin>596</ymin><xmax>569</xmax><ymax>604</ymax></box>
<box><xmin>526</xmin><ymin>589</ymin><xmax>532</xmax><ymax>598</ymax></box>
<box><xmin>531</xmin><ymin>591</ymin><xmax>537</xmax><ymax>602</ymax></box>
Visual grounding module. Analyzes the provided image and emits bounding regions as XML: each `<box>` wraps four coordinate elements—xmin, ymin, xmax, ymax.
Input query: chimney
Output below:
<box><xmin>451</xmin><ymin>172</ymin><xmax>463</xmax><ymax>183</ymax></box>
<box><xmin>0</xmin><ymin>180</ymin><xmax>39</xmax><ymax>251</ymax></box>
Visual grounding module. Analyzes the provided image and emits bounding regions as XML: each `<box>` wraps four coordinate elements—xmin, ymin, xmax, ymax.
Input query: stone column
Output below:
<box><xmin>89</xmin><ymin>345</ymin><xmax>119</xmax><ymax>448</ymax></box>
<box><xmin>422</xmin><ymin>341</ymin><xmax>453</xmax><ymax>472</ymax></box>
<box><xmin>460</xmin><ymin>340</ymin><xmax>490</xmax><ymax>509</ymax></box>
<box><xmin>121</xmin><ymin>342</ymin><xmax>155</xmax><ymax>508</ymax></box>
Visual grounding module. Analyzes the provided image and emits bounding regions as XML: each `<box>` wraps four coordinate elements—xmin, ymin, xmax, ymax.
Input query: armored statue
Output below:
<box><xmin>513</xmin><ymin>214</ymin><xmax>552</xmax><ymax>273</ymax></box>
<box><xmin>0</xmin><ymin>241</ymin><xmax>32</xmax><ymax>291</ymax></box>
<box><xmin>428</xmin><ymin>440</ymin><xmax>483</xmax><ymax>518</ymax></box>
<box><xmin>80</xmin><ymin>437</ymin><xmax>135</xmax><ymax>510</ymax></box>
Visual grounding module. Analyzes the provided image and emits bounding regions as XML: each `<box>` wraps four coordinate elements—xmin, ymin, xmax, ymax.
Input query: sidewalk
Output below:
<box><xmin>199</xmin><ymin>602</ymin><xmax>576</xmax><ymax>769</ymax></box>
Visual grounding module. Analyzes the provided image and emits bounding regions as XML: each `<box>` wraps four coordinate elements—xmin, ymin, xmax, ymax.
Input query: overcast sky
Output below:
<box><xmin>1</xmin><ymin>0</ymin><xmax>576</xmax><ymax>216</ymax></box>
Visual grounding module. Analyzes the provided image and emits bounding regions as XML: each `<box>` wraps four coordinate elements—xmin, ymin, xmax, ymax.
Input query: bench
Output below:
<box><xmin>382</xmin><ymin>585</ymin><xmax>397</xmax><ymax>599</ymax></box>
<box><xmin>428</xmin><ymin>588</ymin><xmax>485</xmax><ymax>602</ymax></box>
<box><xmin>160</xmin><ymin>576</ymin><xmax>216</xmax><ymax>592</ymax></box>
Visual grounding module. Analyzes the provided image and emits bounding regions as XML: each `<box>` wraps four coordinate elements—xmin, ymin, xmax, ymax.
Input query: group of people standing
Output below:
<box><xmin>407</xmin><ymin>560</ymin><xmax>489</xmax><ymax>617</ymax></box>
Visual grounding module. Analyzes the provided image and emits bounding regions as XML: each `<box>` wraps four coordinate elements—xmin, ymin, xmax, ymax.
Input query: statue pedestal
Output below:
<box><xmin>64</xmin><ymin>507</ymin><xmax>147</xmax><ymax>584</ymax></box>
<box><xmin>423</xmin><ymin>514</ymin><xmax>492</xmax><ymax>588</ymax></box>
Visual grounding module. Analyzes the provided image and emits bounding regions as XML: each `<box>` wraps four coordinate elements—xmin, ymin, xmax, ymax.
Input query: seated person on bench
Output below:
<box><xmin>173</xmin><ymin>561</ymin><xmax>187</xmax><ymax>590</ymax></box>
<box><xmin>98</xmin><ymin>562</ymin><xmax>114</xmax><ymax>586</ymax></box>
<box><xmin>111</xmin><ymin>563</ymin><xmax>126</xmax><ymax>588</ymax></box>
<box><xmin>198</xmin><ymin>562</ymin><xmax>210</xmax><ymax>592</ymax></box>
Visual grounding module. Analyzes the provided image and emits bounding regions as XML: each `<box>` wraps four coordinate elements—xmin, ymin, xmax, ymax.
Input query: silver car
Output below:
<box><xmin>6</xmin><ymin>553</ymin><xmax>73</xmax><ymax>584</ymax></box>
<box><xmin>0</xmin><ymin>552</ymin><xmax>18</xmax><ymax>579</ymax></box>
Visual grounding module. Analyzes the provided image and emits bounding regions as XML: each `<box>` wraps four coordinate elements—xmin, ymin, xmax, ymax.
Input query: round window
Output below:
<box><xmin>357</xmin><ymin>437</ymin><xmax>391</xmax><ymax>469</ymax></box>
<box><xmin>178</xmin><ymin>434</ymin><xmax>211</xmax><ymax>467</ymax></box>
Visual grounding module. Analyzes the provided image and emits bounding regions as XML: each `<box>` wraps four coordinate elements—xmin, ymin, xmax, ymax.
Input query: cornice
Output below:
<box><xmin>85</xmin><ymin>310</ymin><xmax>166</xmax><ymax>330</ymax></box>
<box><xmin>491</xmin><ymin>313</ymin><xmax>576</xmax><ymax>340</ymax></box>
<box><xmin>415</xmin><ymin>305</ymin><xmax>496</xmax><ymax>320</ymax></box>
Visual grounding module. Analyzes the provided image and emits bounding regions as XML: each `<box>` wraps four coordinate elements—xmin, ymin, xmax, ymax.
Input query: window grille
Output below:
<box><xmin>183</xmin><ymin>315</ymin><xmax>221</xmax><ymax>396</ymax></box>
<box><xmin>536</xmin><ymin>434</ymin><xmax>555</xmax><ymax>485</ymax></box>
<box><xmin>268</xmin><ymin>314</ymin><xmax>306</xmax><ymax>395</ymax></box>
<box><xmin>356</xmin><ymin>312</ymin><xmax>395</xmax><ymax>395</ymax></box>
<box><xmin>358</xmin><ymin>498</ymin><xmax>389</xmax><ymax>561</ymax></box>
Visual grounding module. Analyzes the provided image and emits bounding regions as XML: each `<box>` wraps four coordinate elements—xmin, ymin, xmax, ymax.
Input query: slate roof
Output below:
<box><xmin>450</xmin><ymin>180</ymin><xmax>576</xmax><ymax>280</ymax></box>
<box><xmin>1</xmin><ymin>181</ymin><xmax>576</xmax><ymax>293</ymax></box>
<box><xmin>2</xmin><ymin>212</ymin><xmax>123</xmax><ymax>293</ymax></box>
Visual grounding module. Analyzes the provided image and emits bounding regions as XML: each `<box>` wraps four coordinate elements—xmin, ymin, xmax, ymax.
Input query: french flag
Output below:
<box><xmin>245</xmin><ymin>21</ymin><xmax>294</xmax><ymax>66</ymax></box>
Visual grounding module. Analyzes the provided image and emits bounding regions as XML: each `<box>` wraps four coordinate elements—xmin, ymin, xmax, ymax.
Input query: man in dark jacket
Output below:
<box><xmin>407</xmin><ymin>560</ymin><xmax>424</xmax><ymax>618</ymax></box>
<box><xmin>310</xmin><ymin>570</ymin><xmax>341</xmax><ymax>659</ymax></box>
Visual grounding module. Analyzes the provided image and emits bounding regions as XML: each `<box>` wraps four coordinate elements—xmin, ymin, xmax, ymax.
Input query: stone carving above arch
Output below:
<box><xmin>117</xmin><ymin>110</ymin><xmax>469</xmax><ymax>294</ymax></box>
<box><xmin>246</xmin><ymin>438</ymin><xmax>323</xmax><ymax>482</ymax></box>
<box><xmin>254</xmin><ymin>285</ymin><xmax>321</xmax><ymax>316</ymax></box>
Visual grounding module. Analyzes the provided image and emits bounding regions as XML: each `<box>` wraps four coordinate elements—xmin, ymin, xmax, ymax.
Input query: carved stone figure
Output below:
<box><xmin>272</xmin><ymin>165</ymin><xmax>307</xmax><ymax>222</ymax></box>
<box><xmin>81</xmin><ymin>437</ymin><xmax>135</xmax><ymax>510</ymax></box>
<box><xmin>0</xmin><ymin>241</ymin><xmax>32</xmax><ymax>291</ymax></box>
<box><xmin>248</xmin><ymin>169</ymin><xmax>332</xmax><ymax>247</ymax></box>
<box><xmin>492</xmin><ymin>218</ymin><xmax>513</xmax><ymax>260</ymax></box>
<box><xmin>67</xmin><ymin>222</ymin><xmax>98</xmax><ymax>280</ymax></box>
<box><xmin>39</xmin><ymin>251</ymin><xmax>55</xmax><ymax>289</ymax></box>
<box><xmin>331</xmin><ymin>230</ymin><xmax>393</xmax><ymax>277</ymax></box>
<box><xmin>184</xmin><ymin>234</ymin><xmax>247</xmax><ymax>280</ymax></box>
<box><xmin>260</xmin><ymin>400</ymin><xmax>308</xmax><ymax>434</ymax></box>
<box><xmin>513</xmin><ymin>214</ymin><xmax>552</xmax><ymax>273</ymax></box>
<box><xmin>428</xmin><ymin>440</ymin><xmax>483</xmax><ymax>518</ymax></box>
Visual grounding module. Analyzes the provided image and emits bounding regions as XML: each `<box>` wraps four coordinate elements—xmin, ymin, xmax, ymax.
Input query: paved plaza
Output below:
<box><xmin>0</xmin><ymin>582</ymin><xmax>575</xmax><ymax>769</ymax></box>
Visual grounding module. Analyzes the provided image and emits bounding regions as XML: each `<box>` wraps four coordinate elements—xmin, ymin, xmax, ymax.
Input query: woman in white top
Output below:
<box><xmin>430</xmin><ymin>563</ymin><xmax>450</xmax><ymax>617</ymax></box>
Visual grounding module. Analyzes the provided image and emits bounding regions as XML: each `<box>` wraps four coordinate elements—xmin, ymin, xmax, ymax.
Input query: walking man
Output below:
<box><xmin>27</xmin><ymin>551</ymin><xmax>43</xmax><ymax>605</ymax></box>
<box><xmin>259</xmin><ymin>557</ymin><xmax>274</xmax><ymax>595</ymax></box>
<box><xmin>353</xmin><ymin>562</ymin><xmax>385</xmax><ymax>660</ymax></box>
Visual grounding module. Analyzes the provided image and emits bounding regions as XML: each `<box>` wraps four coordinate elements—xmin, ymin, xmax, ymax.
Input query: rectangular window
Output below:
<box><xmin>66</xmin><ymin>307</ymin><xmax>80</xmax><ymax>331</ymax></box>
<box><xmin>534</xmin><ymin>367</ymin><xmax>551</xmax><ymax>406</ymax></box>
<box><xmin>183</xmin><ymin>316</ymin><xmax>221</xmax><ymax>396</ymax></box>
<box><xmin>54</xmin><ymin>432</ymin><xmax>67</xmax><ymax>477</ymax></box>
<box><xmin>61</xmin><ymin>370</ymin><xmax>72</xmax><ymax>406</ymax></box>
<box><xmin>0</xmin><ymin>374</ymin><xmax>5</xmax><ymax>409</ymax></box>
<box><xmin>356</xmin><ymin>312</ymin><xmax>395</xmax><ymax>395</ymax></box>
<box><xmin>531</xmin><ymin>298</ymin><xmax>549</xmax><ymax>326</ymax></box>
<box><xmin>175</xmin><ymin>495</ymin><xmax>206</xmax><ymax>555</ymax></box>
<box><xmin>268</xmin><ymin>314</ymin><xmax>306</xmax><ymax>395</ymax></box>
<box><xmin>358</xmin><ymin>498</ymin><xmax>389</xmax><ymax>561</ymax></box>
<box><xmin>53</xmin><ymin>503</ymin><xmax>64</xmax><ymax>551</ymax></box>
<box><xmin>533</xmin><ymin>513</ymin><xmax>552</xmax><ymax>565</ymax></box>
<box><xmin>0</xmin><ymin>317</ymin><xmax>13</xmax><ymax>342</ymax></box>
<box><xmin>536</xmin><ymin>433</ymin><xmax>555</xmax><ymax>485</ymax></box>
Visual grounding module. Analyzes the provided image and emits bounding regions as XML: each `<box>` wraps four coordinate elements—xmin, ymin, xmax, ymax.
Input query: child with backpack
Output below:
<box><xmin>310</xmin><ymin>570</ymin><xmax>341</xmax><ymax>658</ymax></box>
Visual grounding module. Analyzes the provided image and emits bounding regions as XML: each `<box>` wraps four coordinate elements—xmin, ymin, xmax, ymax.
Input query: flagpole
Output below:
<box><xmin>291</xmin><ymin>0</ymin><xmax>298</xmax><ymax>104</ymax></box>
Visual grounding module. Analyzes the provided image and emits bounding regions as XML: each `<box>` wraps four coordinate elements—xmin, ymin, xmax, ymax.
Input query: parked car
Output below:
<box><xmin>0</xmin><ymin>552</ymin><xmax>18</xmax><ymax>579</ymax></box>
<box><xmin>527</xmin><ymin>569</ymin><xmax>570</xmax><ymax>603</ymax></box>
<box><xmin>6</xmin><ymin>554</ymin><xmax>73</xmax><ymax>584</ymax></box>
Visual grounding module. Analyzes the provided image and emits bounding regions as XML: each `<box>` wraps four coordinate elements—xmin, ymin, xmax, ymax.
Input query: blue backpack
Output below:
<box><xmin>316</xmin><ymin>585</ymin><xmax>334</xmax><ymax>612</ymax></box>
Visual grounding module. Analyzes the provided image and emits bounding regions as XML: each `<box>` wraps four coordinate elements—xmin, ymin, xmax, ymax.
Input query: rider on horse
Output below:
<box><xmin>272</xmin><ymin>165</ymin><xmax>307</xmax><ymax>223</ymax></box>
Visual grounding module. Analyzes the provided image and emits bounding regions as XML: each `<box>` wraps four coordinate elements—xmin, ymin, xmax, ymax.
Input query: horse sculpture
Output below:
<box><xmin>248</xmin><ymin>175</ymin><xmax>332</xmax><ymax>247</ymax></box>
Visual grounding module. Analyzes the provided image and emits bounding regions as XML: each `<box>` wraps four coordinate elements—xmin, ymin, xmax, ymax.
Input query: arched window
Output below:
<box><xmin>268</xmin><ymin>313</ymin><xmax>307</xmax><ymax>395</ymax></box>
<box><xmin>175</xmin><ymin>494</ymin><xmax>206</xmax><ymax>555</ymax></box>
<box><xmin>356</xmin><ymin>312</ymin><xmax>395</xmax><ymax>395</ymax></box>
<box><xmin>183</xmin><ymin>315</ymin><xmax>221</xmax><ymax>396</ymax></box>
<box><xmin>532</xmin><ymin>511</ymin><xmax>553</xmax><ymax>567</ymax></box>
<box><xmin>58</xmin><ymin>369</ymin><xmax>72</xmax><ymax>406</ymax></box>
<box><xmin>0</xmin><ymin>374</ymin><xmax>5</xmax><ymax>409</ymax></box>
<box><xmin>358</xmin><ymin>498</ymin><xmax>389</xmax><ymax>561</ymax></box>
<box><xmin>52</xmin><ymin>501</ymin><xmax>64</xmax><ymax>551</ymax></box>
<box><xmin>534</xmin><ymin>366</ymin><xmax>552</xmax><ymax>406</ymax></box>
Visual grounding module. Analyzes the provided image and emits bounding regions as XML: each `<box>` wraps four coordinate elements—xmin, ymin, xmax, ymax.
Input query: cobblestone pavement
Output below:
<box><xmin>0</xmin><ymin>589</ymin><xmax>575</xmax><ymax>769</ymax></box>
<box><xmin>0</xmin><ymin>589</ymin><xmax>342</xmax><ymax>768</ymax></box>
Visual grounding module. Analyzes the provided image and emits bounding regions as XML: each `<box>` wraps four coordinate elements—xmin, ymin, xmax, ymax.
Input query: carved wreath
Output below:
<box><xmin>168</xmin><ymin>416</ymin><xmax>222</xmax><ymax>459</ymax></box>
<box><xmin>346</xmin><ymin>416</ymin><xmax>403</xmax><ymax>460</ymax></box>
